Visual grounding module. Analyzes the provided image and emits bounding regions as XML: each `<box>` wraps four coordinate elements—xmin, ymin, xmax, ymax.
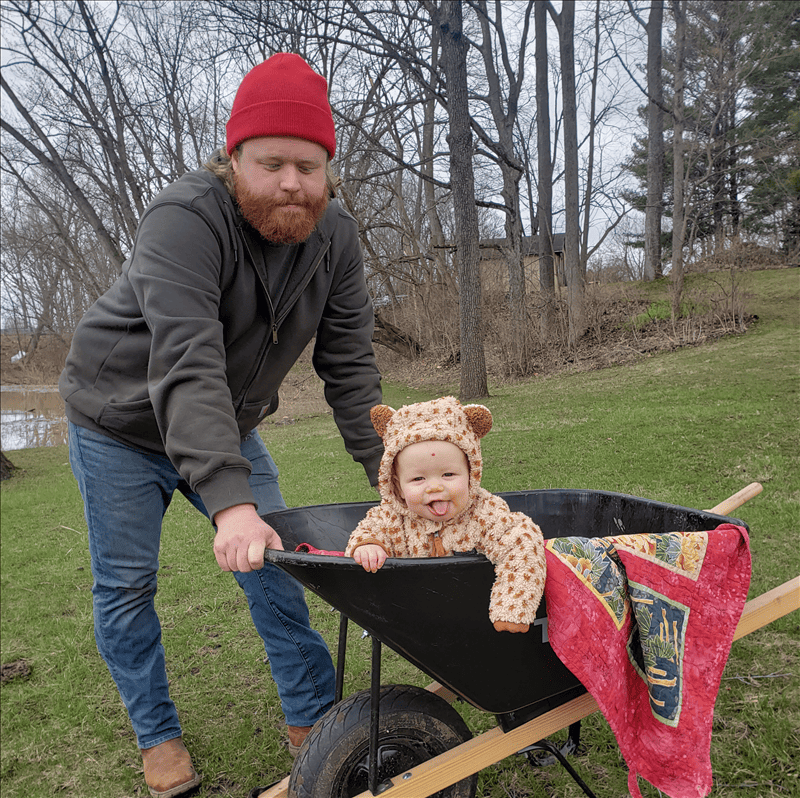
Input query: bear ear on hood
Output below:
<box><xmin>462</xmin><ymin>404</ymin><xmax>493</xmax><ymax>439</ymax></box>
<box><xmin>370</xmin><ymin>404</ymin><xmax>395</xmax><ymax>439</ymax></box>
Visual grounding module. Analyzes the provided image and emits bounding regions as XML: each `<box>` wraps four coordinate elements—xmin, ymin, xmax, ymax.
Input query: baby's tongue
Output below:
<box><xmin>430</xmin><ymin>501</ymin><xmax>449</xmax><ymax>516</ymax></box>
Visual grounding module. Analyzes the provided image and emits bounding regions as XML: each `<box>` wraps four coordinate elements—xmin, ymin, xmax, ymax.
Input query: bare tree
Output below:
<box><xmin>0</xmin><ymin>0</ymin><xmax>225</xmax><ymax>331</ymax></box>
<box><xmin>627</xmin><ymin>0</ymin><xmax>665</xmax><ymax>280</ymax></box>
<box><xmin>535</xmin><ymin>1</ymin><xmax>556</xmax><ymax>340</ymax></box>
<box><xmin>428</xmin><ymin>0</ymin><xmax>488</xmax><ymax>399</ymax></box>
<box><xmin>670</xmin><ymin>0</ymin><xmax>687</xmax><ymax>319</ymax></box>
<box><xmin>469</xmin><ymin>0</ymin><xmax>535</xmax><ymax>372</ymax></box>
<box><xmin>576</xmin><ymin>1</ymin><xmax>632</xmax><ymax>266</ymax></box>
<box><xmin>548</xmin><ymin>0</ymin><xmax>585</xmax><ymax>346</ymax></box>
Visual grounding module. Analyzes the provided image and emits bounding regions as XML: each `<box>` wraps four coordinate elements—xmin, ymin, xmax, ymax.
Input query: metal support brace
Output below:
<box><xmin>368</xmin><ymin>635</ymin><xmax>382</xmax><ymax>795</ymax></box>
<box><xmin>335</xmin><ymin>613</ymin><xmax>349</xmax><ymax>704</ymax></box>
<box><xmin>520</xmin><ymin>727</ymin><xmax>598</xmax><ymax>798</ymax></box>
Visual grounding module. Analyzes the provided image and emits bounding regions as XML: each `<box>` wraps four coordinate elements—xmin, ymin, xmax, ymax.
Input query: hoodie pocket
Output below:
<box><xmin>238</xmin><ymin>393</ymin><xmax>279</xmax><ymax>430</ymax></box>
<box><xmin>99</xmin><ymin>398</ymin><xmax>161</xmax><ymax>442</ymax></box>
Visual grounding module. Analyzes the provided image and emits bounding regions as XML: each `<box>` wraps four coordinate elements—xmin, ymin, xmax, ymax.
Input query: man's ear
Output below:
<box><xmin>230</xmin><ymin>143</ymin><xmax>242</xmax><ymax>173</ymax></box>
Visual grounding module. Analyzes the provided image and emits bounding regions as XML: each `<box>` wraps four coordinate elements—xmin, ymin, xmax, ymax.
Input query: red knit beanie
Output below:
<box><xmin>226</xmin><ymin>53</ymin><xmax>336</xmax><ymax>158</ymax></box>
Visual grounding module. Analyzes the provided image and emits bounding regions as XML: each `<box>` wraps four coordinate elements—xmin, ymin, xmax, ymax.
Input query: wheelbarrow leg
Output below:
<box><xmin>330</xmin><ymin>616</ymin><xmax>386</xmax><ymax>796</ymax></box>
<box><xmin>525</xmin><ymin>720</ymin><xmax>581</xmax><ymax>766</ymax></box>
<box><xmin>369</xmin><ymin>634</ymin><xmax>382</xmax><ymax>795</ymax></box>
<box><xmin>334</xmin><ymin>614</ymin><xmax>384</xmax><ymax>796</ymax></box>
<box><xmin>520</xmin><ymin>731</ymin><xmax>599</xmax><ymax>798</ymax></box>
<box><xmin>335</xmin><ymin>612</ymin><xmax>349</xmax><ymax>704</ymax></box>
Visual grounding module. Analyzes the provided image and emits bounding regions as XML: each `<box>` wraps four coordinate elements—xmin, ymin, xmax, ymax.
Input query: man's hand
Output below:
<box><xmin>212</xmin><ymin>503</ymin><xmax>284</xmax><ymax>572</ymax></box>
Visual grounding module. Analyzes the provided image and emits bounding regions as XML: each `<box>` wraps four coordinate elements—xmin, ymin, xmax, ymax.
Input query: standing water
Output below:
<box><xmin>1</xmin><ymin>386</ymin><xmax>68</xmax><ymax>450</ymax></box>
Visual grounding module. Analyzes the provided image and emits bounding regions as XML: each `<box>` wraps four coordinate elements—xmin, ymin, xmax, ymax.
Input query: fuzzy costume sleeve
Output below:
<box><xmin>345</xmin><ymin>503</ymin><xmax>404</xmax><ymax>558</ymax></box>
<box><xmin>477</xmin><ymin>496</ymin><xmax>546</xmax><ymax>625</ymax></box>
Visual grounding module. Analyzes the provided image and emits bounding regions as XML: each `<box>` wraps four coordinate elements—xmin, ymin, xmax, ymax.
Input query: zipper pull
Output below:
<box><xmin>272</xmin><ymin>324</ymin><xmax>278</xmax><ymax>344</ymax></box>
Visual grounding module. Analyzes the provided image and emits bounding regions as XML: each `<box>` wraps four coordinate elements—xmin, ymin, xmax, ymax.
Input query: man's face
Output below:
<box><xmin>231</xmin><ymin>136</ymin><xmax>329</xmax><ymax>244</ymax></box>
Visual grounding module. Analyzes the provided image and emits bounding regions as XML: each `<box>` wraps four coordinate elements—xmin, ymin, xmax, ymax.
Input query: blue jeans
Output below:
<box><xmin>68</xmin><ymin>422</ymin><xmax>335</xmax><ymax>749</ymax></box>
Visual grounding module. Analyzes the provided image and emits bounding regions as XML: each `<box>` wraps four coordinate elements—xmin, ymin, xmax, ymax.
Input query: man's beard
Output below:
<box><xmin>234</xmin><ymin>174</ymin><xmax>329</xmax><ymax>244</ymax></box>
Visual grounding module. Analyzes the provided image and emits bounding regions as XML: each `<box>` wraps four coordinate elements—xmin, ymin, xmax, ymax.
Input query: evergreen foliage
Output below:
<box><xmin>624</xmin><ymin>0</ymin><xmax>800</xmax><ymax>260</ymax></box>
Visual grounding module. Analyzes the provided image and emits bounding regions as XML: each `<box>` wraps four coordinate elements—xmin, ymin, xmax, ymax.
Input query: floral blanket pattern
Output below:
<box><xmin>544</xmin><ymin>523</ymin><xmax>751</xmax><ymax>798</ymax></box>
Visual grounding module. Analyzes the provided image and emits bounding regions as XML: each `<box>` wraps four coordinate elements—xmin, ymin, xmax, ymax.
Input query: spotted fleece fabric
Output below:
<box><xmin>344</xmin><ymin>396</ymin><xmax>546</xmax><ymax>626</ymax></box>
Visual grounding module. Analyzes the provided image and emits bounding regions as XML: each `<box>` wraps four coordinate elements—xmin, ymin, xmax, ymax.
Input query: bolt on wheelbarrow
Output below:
<box><xmin>251</xmin><ymin>483</ymin><xmax>798</xmax><ymax>798</ymax></box>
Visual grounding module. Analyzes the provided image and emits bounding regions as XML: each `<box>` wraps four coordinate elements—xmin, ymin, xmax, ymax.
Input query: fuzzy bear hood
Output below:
<box><xmin>370</xmin><ymin>396</ymin><xmax>492</xmax><ymax>518</ymax></box>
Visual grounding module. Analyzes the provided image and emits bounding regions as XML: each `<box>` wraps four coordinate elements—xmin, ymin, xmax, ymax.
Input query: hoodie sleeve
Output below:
<box><xmin>345</xmin><ymin>504</ymin><xmax>403</xmax><ymax>557</ymax></box>
<box><xmin>312</xmin><ymin>206</ymin><xmax>384</xmax><ymax>485</ymax></box>
<box><xmin>126</xmin><ymin>197</ymin><xmax>257</xmax><ymax>518</ymax></box>
<box><xmin>476</xmin><ymin>497</ymin><xmax>547</xmax><ymax>625</ymax></box>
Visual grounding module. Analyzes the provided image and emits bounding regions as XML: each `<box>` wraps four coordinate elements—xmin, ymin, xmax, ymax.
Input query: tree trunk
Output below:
<box><xmin>422</xmin><ymin>20</ymin><xmax>447</xmax><ymax>255</ymax></box>
<box><xmin>435</xmin><ymin>0</ymin><xmax>488</xmax><ymax>400</ymax></box>
<box><xmin>501</xmin><ymin>167</ymin><xmax>527</xmax><ymax>368</ymax></box>
<box><xmin>373</xmin><ymin>313</ymin><xmax>423</xmax><ymax>358</ymax></box>
<box><xmin>1</xmin><ymin>452</ymin><xmax>17</xmax><ymax>481</ymax></box>
<box><xmin>644</xmin><ymin>0</ymin><xmax>664</xmax><ymax>281</ymax></box>
<box><xmin>671</xmin><ymin>0</ymin><xmax>687</xmax><ymax>320</ymax></box>
<box><xmin>550</xmin><ymin>1</ymin><xmax>584</xmax><ymax>346</ymax></box>
<box><xmin>474</xmin><ymin>0</ymin><xmax>534</xmax><ymax>373</ymax></box>
<box><xmin>581</xmin><ymin>0</ymin><xmax>601</xmax><ymax>270</ymax></box>
<box><xmin>535</xmin><ymin>1</ymin><xmax>556</xmax><ymax>340</ymax></box>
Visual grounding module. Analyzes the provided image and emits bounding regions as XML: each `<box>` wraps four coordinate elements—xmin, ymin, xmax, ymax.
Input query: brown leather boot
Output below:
<box><xmin>140</xmin><ymin>737</ymin><xmax>201</xmax><ymax>798</ymax></box>
<box><xmin>287</xmin><ymin>725</ymin><xmax>312</xmax><ymax>757</ymax></box>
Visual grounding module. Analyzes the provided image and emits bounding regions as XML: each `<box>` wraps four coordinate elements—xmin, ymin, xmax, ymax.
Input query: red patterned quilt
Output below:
<box><xmin>544</xmin><ymin>523</ymin><xmax>751</xmax><ymax>798</ymax></box>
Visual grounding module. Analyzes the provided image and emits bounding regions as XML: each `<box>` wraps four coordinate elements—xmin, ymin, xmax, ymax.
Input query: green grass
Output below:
<box><xmin>1</xmin><ymin>267</ymin><xmax>798</xmax><ymax>797</ymax></box>
<box><xmin>627</xmin><ymin>296</ymin><xmax>706</xmax><ymax>327</ymax></box>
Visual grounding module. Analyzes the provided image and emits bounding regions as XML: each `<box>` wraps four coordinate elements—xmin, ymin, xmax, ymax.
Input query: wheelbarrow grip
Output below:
<box><xmin>707</xmin><ymin>482</ymin><xmax>762</xmax><ymax>516</ymax></box>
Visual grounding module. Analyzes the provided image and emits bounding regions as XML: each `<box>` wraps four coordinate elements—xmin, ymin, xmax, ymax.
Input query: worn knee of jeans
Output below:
<box><xmin>92</xmin><ymin>565</ymin><xmax>160</xmax><ymax>663</ymax></box>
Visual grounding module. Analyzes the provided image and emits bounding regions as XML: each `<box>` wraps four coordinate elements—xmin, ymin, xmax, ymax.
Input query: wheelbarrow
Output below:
<box><xmin>253</xmin><ymin>484</ymin><xmax>798</xmax><ymax>798</ymax></box>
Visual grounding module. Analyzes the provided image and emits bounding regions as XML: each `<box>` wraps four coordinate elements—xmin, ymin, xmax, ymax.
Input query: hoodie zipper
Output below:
<box><xmin>240</xmin><ymin>230</ymin><xmax>330</xmax><ymax>346</ymax></box>
<box><xmin>234</xmin><ymin>227</ymin><xmax>330</xmax><ymax>411</ymax></box>
<box><xmin>272</xmin><ymin>240</ymin><xmax>331</xmax><ymax>341</ymax></box>
<box><xmin>431</xmin><ymin>529</ymin><xmax>447</xmax><ymax>557</ymax></box>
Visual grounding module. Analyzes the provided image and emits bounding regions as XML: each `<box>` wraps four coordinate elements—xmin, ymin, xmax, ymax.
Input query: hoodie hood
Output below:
<box><xmin>370</xmin><ymin>396</ymin><xmax>493</xmax><ymax>516</ymax></box>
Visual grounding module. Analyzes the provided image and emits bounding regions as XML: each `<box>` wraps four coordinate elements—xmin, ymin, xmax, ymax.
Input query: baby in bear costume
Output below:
<box><xmin>345</xmin><ymin>396</ymin><xmax>546</xmax><ymax>632</ymax></box>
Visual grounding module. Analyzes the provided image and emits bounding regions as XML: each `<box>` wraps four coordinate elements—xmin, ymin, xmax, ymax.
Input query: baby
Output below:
<box><xmin>345</xmin><ymin>396</ymin><xmax>546</xmax><ymax>632</ymax></box>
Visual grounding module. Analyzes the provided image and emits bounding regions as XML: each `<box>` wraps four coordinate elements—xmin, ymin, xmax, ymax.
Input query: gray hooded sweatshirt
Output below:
<box><xmin>60</xmin><ymin>165</ymin><xmax>383</xmax><ymax>519</ymax></box>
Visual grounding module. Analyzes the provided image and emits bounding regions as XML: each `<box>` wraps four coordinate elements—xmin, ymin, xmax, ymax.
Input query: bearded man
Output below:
<box><xmin>59</xmin><ymin>54</ymin><xmax>383</xmax><ymax>798</ymax></box>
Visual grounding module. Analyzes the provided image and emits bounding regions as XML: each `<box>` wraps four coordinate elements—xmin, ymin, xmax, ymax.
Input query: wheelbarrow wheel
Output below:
<box><xmin>288</xmin><ymin>684</ymin><xmax>477</xmax><ymax>798</ymax></box>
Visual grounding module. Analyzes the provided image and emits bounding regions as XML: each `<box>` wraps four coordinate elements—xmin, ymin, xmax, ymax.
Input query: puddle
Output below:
<box><xmin>1</xmin><ymin>386</ymin><xmax>68</xmax><ymax>450</ymax></box>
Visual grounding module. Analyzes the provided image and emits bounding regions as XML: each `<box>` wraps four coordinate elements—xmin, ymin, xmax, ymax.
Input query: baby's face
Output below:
<box><xmin>393</xmin><ymin>440</ymin><xmax>470</xmax><ymax>523</ymax></box>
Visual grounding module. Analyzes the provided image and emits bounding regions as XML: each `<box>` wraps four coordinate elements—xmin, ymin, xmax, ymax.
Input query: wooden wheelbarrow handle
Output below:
<box><xmin>707</xmin><ymin>482</ymin><xmax>763</xmax><ymax>516</ymax></box>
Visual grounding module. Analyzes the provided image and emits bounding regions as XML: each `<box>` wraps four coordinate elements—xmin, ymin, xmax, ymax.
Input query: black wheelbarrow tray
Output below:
<box><xmin>255</xmin><ymin>485</ymin><xmax>798</xmax><ymax>798</ymax></box>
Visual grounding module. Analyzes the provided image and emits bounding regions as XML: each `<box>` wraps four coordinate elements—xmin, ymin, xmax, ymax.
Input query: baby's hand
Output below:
<box><xmin>353</xmin><ymin>544</ymin><xmax>388</xmax><ymax>573</ymax></box>
<box><xmin>493</xmin><ymin>620</ymin><xmax>530</xmax><ymax>634</ymax></box>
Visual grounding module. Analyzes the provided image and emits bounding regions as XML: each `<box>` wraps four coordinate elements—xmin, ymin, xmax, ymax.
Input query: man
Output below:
<box><xmin>59</xmin><ymin>53</ymin><xmax>383</xmax><ymax>798</ymax></box>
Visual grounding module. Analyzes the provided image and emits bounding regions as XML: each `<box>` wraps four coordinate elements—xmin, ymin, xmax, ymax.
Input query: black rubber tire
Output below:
<box><xmin>288</xmin><ymin>684</ymin><xmax>477</xmax><ymax>798</ymax></box>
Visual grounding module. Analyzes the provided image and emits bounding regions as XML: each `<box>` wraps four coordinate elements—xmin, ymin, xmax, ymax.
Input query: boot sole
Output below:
<box><xmin>147</xmin><ymin>771</ymin><xmax>201</xmax><ymax>798</ymax></box>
